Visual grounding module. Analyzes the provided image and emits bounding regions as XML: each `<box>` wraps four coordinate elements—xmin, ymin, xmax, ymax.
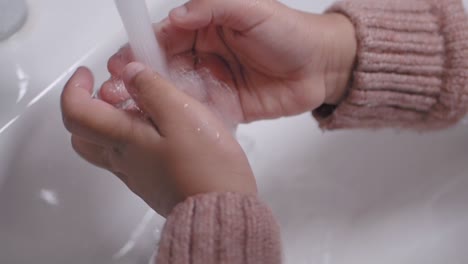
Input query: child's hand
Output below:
<box><xmin>100</xmin><ymin>0</ymin><xmax>357</xmax><ymax>123</ymax></box>
<box><xmin>61</xmin><ymin>63</ymin><xmax>257</xmax><ymax>217</ymax></box>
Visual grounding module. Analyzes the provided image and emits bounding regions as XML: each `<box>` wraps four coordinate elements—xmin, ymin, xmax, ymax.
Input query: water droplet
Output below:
<box><xmin>111</xmin><ymin>78</ymin><xmax>127</xmax><ymax>99</ymax></box>
<box><xmin>197</xmin><ymin>127</ymin><xmax>201</xmax><ymax>132</ymax></box>
<box><xmin>184</xmin><ymin>103</ymin><xmax>189</xmax><ymax>108</ymax></box>
<box><xmin>39</xmin><ymin>189</ymin><xmax>59</xmax><ymax>206</ymax></box>
<box><xmin>15</xmin><ymin>64</ymin><xmax>29</xmax><ymax>103</ymax></box>
<box><xmin>117</xmin><ymin>98</ymin><xmax>137</xmax><ymax>110</ymax></box>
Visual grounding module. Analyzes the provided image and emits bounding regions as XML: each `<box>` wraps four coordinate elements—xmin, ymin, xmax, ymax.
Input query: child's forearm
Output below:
<box><xmin>314</xmin><ymin>0</ymin><xmax>468</xmax><ymax>130</ymax></box>
<box><xmin>155</xmin><ymin>193</ymin><xmax>281</xmax><ymax>264</ymax></box>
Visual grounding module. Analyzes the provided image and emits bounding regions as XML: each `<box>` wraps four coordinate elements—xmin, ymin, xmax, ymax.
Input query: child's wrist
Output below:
<box><xmin>322</xmin><ymin>13</ymin><xmax>357</xmax><ymax>105</ymax></box>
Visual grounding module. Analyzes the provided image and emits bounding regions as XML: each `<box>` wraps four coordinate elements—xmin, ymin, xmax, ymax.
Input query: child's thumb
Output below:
<box><xmin>122</xmin><ymin>62</ymin><xmax>218</xmax><ymax>136</ymax></box>
<box><xmin>169</xmin><ymin>0</ymin><xmax>276</xmax><ymax>32</ymax></box>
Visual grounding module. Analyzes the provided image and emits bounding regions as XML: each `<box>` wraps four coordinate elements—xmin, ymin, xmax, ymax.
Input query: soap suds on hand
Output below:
<box><xmin>103</xmin><ymin>54</ymin><xmax>242</xmax><ymax>131</ymax></box>
<box><xmin>170</xmin><ymin>65</ymin><xmax>240</xmax><ymax>130</ymax></box>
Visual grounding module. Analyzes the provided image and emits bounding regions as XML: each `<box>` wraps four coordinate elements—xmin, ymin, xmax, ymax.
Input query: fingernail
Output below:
<box><xmin>171</xmin><ymin>4</ymin><xmax>188</xmax><ymax>18</ymax></box>
<box><xmin>66</xmin><ymin>67</ymin><xmax>84</xmax><ymax>89</ymax></box>
<box><xmin>122</xmin><ymin>62</ymin><xmax>146</xmax><ymax>85</ymax></box>
<box><xmin>73</xmin><ymin>66</ymin><xmax>85</xmax><ymax>77</ymax></box>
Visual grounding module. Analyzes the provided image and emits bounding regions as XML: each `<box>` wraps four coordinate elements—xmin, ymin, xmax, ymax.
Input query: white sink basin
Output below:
<box><xmin>0</xmin><ymin>0</ymin><xmax>179</xmax><ymax>263</ymax></box>
<box><xmin>0</xmin><ymin>0</ymin><xmax>467</xmax><ymax>263</ymax></box>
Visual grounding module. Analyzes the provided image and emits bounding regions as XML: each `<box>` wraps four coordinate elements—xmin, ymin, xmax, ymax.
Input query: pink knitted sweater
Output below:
<box><xmin>156</xmin><ymin>0</ymin><xmax>468</xmax><ymax>263</ymax></box>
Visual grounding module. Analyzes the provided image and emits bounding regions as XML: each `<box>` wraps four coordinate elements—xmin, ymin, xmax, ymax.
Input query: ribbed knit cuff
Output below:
<box><xmin>155</xmin><ymin>193</ymin><xmax>281</xmax><ymax>264</ymax></box>
<box><xmin>314</xmin><ymin>0</ymin><xmax>468</xmax><ymax>130</ymax></box>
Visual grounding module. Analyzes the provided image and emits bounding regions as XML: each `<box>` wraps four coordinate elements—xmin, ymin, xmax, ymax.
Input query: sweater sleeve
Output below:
<box><xmin>155</xmin><ymin>193</ymin><xmax>282</xmax><ymax>264</ymax></box>
<box><xmin>314</xmin><ymin>0</ymin><xmax>468</xmax><ymax>130</ymax></box>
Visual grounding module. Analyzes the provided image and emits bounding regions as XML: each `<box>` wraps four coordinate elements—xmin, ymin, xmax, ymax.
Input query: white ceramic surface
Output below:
<box><xmin>0</xmin><ymin>0</ymin><xmax>28</xmax><ymax>41</ymax></box>
<box><xmin>0</xmin><ymin>0</ymin><xmax>467</xmax><ymax>263</ymax></box>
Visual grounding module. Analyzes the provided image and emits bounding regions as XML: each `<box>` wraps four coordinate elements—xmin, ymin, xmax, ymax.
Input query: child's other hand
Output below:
<box><xmin>61</xmin><ymin>64</ymin><xmax>257</xmax><ymax>217</ymax></box>
<box><xmin>100</xmin><ymin>0</ymin><xmax>356</xmax><ymax>124</ymax></box>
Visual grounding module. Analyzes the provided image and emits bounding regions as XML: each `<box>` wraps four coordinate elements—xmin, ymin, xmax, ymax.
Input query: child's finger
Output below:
<box><xmin>155</xmin><ymin>19</ymin><xmax>196</xmax><ymax>56</ymax></box>
<box><xmin>61</xmin><ymin>67</ymin><xmax>151</xmax><ymax>146</ymax></box>
<box><xmin>169</xmin><ymin>0</ymin><xmax>275</xmax><ymax>32</ymax></box>
<box><xmin>107</xmin><ymin>44</ymin><xmax>133</xmax><ymax>78</ymax></box>
<box><xmin>122</xmin><ymin>62</ymin><xmax>221</xmax><ymax>136</ymax></box>
<box><xmin>98</xmin><ymin>77</ymin><xmax>132</xmax><ymax>105</ymax></box>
